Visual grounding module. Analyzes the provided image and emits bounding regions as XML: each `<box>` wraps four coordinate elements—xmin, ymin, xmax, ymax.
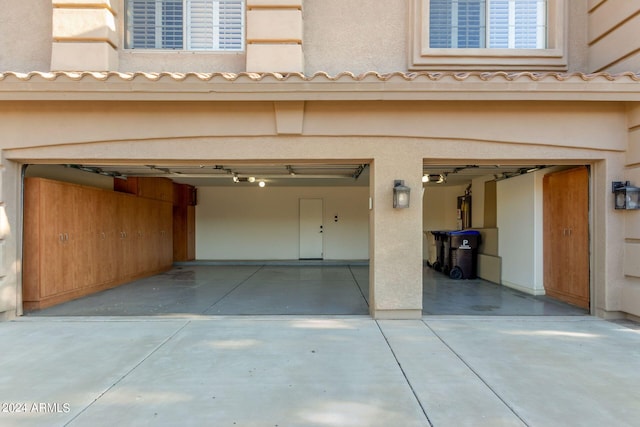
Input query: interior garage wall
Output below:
<box><xmin>497</xmin><ymin>172</ymin><xmax>545</xmax><ymax>295</ymax></box>
<box><xmin>471</xmin><ymin>176</ymin><xmax>495</xmax><ymax>228</ymax></box>
<box><xmin>422</xmin><ymin>185</ymin><xmax>465</xmax><ymax>260</ymax></box>
<box><xmin>195</xmin><ymin>186</ymin><xmax>369</xmax><ymax>260</ymax></box>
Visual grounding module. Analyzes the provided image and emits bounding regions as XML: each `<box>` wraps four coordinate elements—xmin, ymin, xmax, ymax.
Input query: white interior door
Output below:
<box><xmin>299</xmin><ymin>198</ymin><xmax>324</xmax><ymax>259</ymax></box>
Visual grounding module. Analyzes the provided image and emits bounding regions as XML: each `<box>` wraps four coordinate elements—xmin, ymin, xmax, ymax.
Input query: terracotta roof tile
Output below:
<box><xmin>0</xmin><ymin>70</ymin><xmax>639</xmax><ymax>82</ymax></box>
<box><xmin>0</xmin><ymin>71</ymin><xmax>638</xmax><ymax>101</ymax></box>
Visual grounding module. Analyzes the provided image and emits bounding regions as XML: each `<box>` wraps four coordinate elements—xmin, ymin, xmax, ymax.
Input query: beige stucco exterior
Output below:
<box><xmin>0</xmin><ymin>0</ymin><xmax>638</xmax><ymax>320</ymax></box>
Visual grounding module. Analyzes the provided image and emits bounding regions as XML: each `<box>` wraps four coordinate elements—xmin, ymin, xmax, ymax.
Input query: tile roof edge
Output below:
<box><xmin>0</xmin><ymin>70</ymin><xmax>639</xmax><ymax>82</ymax></box>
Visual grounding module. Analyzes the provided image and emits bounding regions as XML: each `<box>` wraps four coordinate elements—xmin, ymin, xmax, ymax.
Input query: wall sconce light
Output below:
<box><xmin>612</xmin><ymin>181</ymin><xmax>640</xmax><ymax>210</ymax></box>
<box><xmin>393</xmin><ymin>180</ymin><xmax>411</xmax><ymax>209</ymax></box>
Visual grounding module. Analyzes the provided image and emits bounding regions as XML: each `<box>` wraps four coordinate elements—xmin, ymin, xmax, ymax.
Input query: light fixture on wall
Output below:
<box><xmin>393</xmin><ymin>180</ymin><xmax>410</xmax><ymax>208</ymax></box>
<box><xmin>612</xmin><ymin>181</ymin><xmax>640</xmax><ymax>210</ymax></box>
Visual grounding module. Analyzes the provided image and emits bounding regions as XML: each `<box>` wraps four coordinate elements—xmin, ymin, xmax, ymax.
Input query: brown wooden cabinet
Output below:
<box><xmin>32</xmin><ymin>179</ymin><xmax>81</xmax><ymax>297</ymax></box>
<box><xmin>543</xmin><ymin>167</ymin><xmax>590</xmax><ymax>309</ymax></box>
<box><xmin>23</xmin><ymin>177</ymin><xmax>173</xmax><ymax>310</ymax></box>
<box><xmin>114</xmin><ymin>176</ymin><xmax>174</xmax><ymax>203</ymax></box>
<box><xmin>91</xmin><ymin>187</ymin><xmax>118</xmax><ymax>287</ymax></box>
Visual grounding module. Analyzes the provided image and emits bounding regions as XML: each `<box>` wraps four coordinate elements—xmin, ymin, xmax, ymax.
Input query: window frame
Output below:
<box><xmin>410</xmin><ymin>0</ymin><xmax>567</xmax><ymax>71</ymax></box>
<box><xmin>124</xmin><ymin>0</ymin><xmax>245</xmax><ymax>52</ymax></box>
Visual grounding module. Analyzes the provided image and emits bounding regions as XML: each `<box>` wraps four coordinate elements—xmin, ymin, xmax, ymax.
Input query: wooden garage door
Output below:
<box><xmin>543</xmin><ymin>166</ymin><xmax>590</xmax><ymax>309</ymax></box>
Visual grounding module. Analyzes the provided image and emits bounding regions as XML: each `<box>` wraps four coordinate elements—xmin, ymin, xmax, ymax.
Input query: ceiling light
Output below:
<box><xmin>248</xmin><ymin>176</ymin><xmax>256</xmax><ymax>183</ymax></box>
<box><xmin>232</xmin><ymin>175</ymin><xmax>239</xmax><ymax>183</ymax></box>
<box><xmin>258</xmin><ymin>181</ymin><xmax>266</xmax><ymax>187</ymax></box>
<box><xmin>423</xmin><ymin>174</ymin><xmax>446</xmax><ymax>184</ymax></box>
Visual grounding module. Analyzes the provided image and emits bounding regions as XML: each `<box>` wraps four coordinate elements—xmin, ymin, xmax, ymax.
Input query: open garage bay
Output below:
<box><xmin>27</xmin><ymin>265</ymin><xmax>586</xmax><ymax>317</ymax></box>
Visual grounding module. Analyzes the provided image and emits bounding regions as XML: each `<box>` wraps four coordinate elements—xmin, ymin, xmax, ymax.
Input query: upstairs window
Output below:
<box><xmin>429</xmin><ymin>0</ymin><xmax>546</xmax><ymax>49</ymax></box>
<box><xmin>125</xmin><ymin>0</ymin><xmax>244</xmax><ymax>51</ymax></box>
<box><xmin>410</xmin><ymin>0</ymin><xmax>565</xmax><ymax>70</ymax></box>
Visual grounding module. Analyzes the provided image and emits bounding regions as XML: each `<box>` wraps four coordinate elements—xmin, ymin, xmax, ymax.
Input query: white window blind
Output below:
<box><xmin>429</xmin><ymin>0</ymin><xmax>546</xmax><ymax>49</ymax></box>
<box><xmin>127</xmin><ymin>0</ymin><xmax>244</xmax><ymax>51</ymax></box>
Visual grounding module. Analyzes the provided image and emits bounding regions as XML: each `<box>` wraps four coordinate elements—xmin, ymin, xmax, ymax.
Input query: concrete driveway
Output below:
<box><xmin>1</xmin><ymin>315</ymin><xmax>638</xmax><ymax>426</ymax></box>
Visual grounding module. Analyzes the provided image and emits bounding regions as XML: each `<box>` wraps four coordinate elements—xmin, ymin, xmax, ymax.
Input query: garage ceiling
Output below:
<box><xmin>66</xmin><ymin>163</ymin><xmax>370</xmax><ymax>187</ymax></box>
<box><xmin>422</xmin><ymin>164</ymin><xmax>549</xmax><ymax>187</ymax></box>
<box><xmin>64</xmin><ymin>163</ymin><xmax>548</xmax><ymax>187</ymax></box>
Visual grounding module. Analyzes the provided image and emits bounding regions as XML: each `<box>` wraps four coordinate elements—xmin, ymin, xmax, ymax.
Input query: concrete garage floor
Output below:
<box><xmin>6</xmin><ymin>265</ymin><xmax>638</xmax><ymax>426</ymax></box>
<box><xmin>28</xmin><ymin>264</ymin><xmax>587</xmax><ymax>317</ymax></box>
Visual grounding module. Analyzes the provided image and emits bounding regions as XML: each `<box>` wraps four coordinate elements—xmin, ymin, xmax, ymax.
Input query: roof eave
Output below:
<box><xmin>0</xmin><ymin>71</ymin><xmax>639</xmax><ymax>102</ymax></box>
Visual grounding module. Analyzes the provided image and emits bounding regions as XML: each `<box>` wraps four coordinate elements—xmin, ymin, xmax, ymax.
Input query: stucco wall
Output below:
<box><xmin>0</xmin><ymin>101</ymin><xmax>627</xmax><ymax>152</ymax></box>
<box><xmin>195</xmin><ymin>186</ymin><xmax>369</xmax><ymax>260</ymax></box>
<box><xmin>119</xmin><ymin>52</ymin><xmax>247</xmax><ymax>74</ymax></box>
<box><xmin>303</xmin><ymin>0</ymin><xmax>407</xmax><ymax>75</ymax></box>
<box><xmin>0</xmin><ymin>1</ymin><xmax>51</xmax><ymax>71</ymax></box>
<box><xmin>621</xmin><ymin>104</ymin><xmax>640</xmax><ymax>316</ymax></box>
<box><xmin>0</xmin><ymin>0</ymin><xmax>599</xmax><ymax>74</ymax></box>
<box><xmin>588</xmin><ymin>0</ymin><xmax>640</xmax><ymax>73</ymax></box>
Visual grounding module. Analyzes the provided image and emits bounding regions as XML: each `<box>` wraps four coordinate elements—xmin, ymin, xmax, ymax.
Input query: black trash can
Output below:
<box><xmin>430</xmin><ymin>231</ymin><xmax>448</xmax><ymax>272</ymax></box>
<box><xmin>446</xmin><ymin>230</ymin><xmax>481</xmax><ymax>279</ymax></box>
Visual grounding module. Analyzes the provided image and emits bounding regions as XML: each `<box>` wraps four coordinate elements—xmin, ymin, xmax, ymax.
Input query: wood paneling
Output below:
<box><xmin>23</xmin><ymin>177</ymin><xmax>173</xmax><ymax>310</ymax></box>
<box><xmin>483</xmin><ymin>180</ymin><xmax>497</xmax><ymax>228</ymax></box>
<box><xmin>173</xmin><ymin>183</ymin><xmax>196</xmax><ymax>262</ymax></box>
<box><xmin>187</xmin><ymin>205</ymin><xmax>196</xmax><ymax>260</ymax></box>
<box><xmin>543</xmin><ymin>167</ymin><xmax>590</xmax><ymax>309</ymax></box>
<box><xmin>114</xmin><ymin>176</ymin><xmax>174</xmax><ymax>203</ymax></box>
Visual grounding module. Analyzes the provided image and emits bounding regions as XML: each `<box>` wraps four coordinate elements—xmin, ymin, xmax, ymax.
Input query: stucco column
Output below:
<box><xmin>51</xmin><ymin>0</ymin><xmax>118</xmax><ymax>71</ymax></box>
<box><xmin>246</xmin><ymin>0</ymin><xmax>303</xmax><ymax>73</ymax></box>
<box><xmin>369</xmin><ymin>155</ymin><xmax>423</xmax><ymax>319</ymax></box>
<box><xmin>619</xmin><ymin>105</ymin><xmax>640</xmax><ymax>314</ymax></box>
<box><xmin>0</xmin><ymin>158</ymin><xmax>21</xmax><ymax>320</ymax></box>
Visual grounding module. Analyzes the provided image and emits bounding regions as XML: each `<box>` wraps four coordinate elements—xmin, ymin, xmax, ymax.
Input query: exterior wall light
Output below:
<box><xmin>612</xmin><ymin>181</ymin><xmax>640</xmax><ymax>210</ymax></box>
<box><xmin>393</xmin><ymin>180</ymin><xmax>411</xmax><ymax>208</ymax></box>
